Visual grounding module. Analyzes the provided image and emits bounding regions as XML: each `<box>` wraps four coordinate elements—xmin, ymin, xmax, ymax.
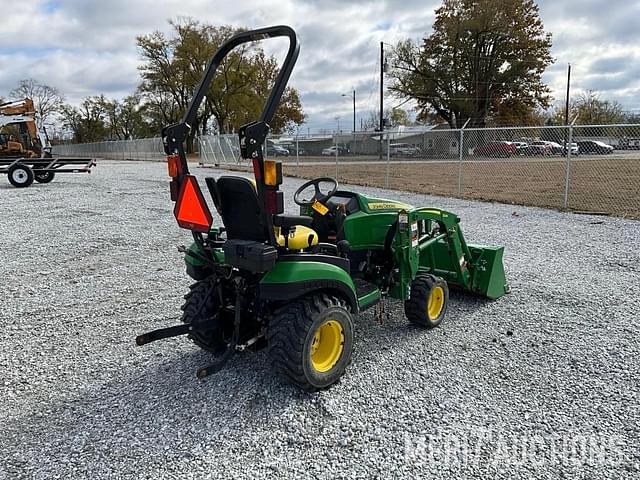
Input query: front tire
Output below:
<box><xmin>404</xmin><ymin>274</ymin><xmax>449</xmax><ymax>328</ymax></box>
<box><xmin>267</xmin><ymin>294</ymin><xmax>354</xmax><ymax>392</ymax></box>
<box><xmin>8</xmin><ymin>164</ymin><xmax>34</xmax><ymax>188</ymax></box>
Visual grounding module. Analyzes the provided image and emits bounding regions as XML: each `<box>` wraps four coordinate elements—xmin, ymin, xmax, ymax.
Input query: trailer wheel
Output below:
<box><xmin>8</xmin><ymin>164</ymin><xmax>34</xmax><ymax>188</ymax></box>
<box><xmin>405</xmin><ymin>274</ymin><xmax>449</xmax><ymax>328</ymax></box>
<box><xmin>267</xmin><ymin>294</ymin><xmax>354</xmax><ymax>392</ymax></box>
<box><xmin>34</xmin><ymin>171</ymin><xmax>55</xmax><ymax>183</ymax></box>
<box><xmin>180</xmin><ymin>276</ymin><xmax>227</xmax><ymax>353</ymax></box>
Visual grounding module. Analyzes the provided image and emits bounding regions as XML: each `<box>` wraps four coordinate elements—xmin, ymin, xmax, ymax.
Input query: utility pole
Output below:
<box><xmin>379</xmin><ymin>41</ymin><xmax>384</xmax><ymax>159</ymax></box>
<box><xmin>352</xmin><ymin>89</ymin><xmax>356</xmax><ymax>132</ymax></box>
<box><xmin>564</xmin><ymin>63</ymin><xmax>571</xmax><ymax>125</ymax></box>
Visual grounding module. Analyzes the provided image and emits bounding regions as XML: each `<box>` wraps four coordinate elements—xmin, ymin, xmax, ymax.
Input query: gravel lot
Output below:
<box><xmin>1</xmin><ymin>160</ymin><xmax>639</xmax><ymax>479</ymax></box>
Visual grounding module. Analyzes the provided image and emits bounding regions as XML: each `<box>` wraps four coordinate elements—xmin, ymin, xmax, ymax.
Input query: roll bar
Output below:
<box><xmin>162</xmin><ymin>25</ymin><xmax>300</xmax><ymax>175</ymax></box>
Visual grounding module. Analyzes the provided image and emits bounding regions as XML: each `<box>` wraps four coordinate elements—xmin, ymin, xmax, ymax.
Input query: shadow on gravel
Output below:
<box><xmin>2</xmin><ymin>348</ymin><xmax>306</xmax><ymax>471</ymax></box>
<box><xmin>2</xmin><ymin>293</ymin><xmax>496</xmax><ymax>476</ymax></box>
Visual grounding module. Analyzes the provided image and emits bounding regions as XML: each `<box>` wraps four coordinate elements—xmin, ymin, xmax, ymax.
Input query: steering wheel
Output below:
<box><xmin>293</xmin><ymin>177</ymin><xmax>338</xmax><ymax>207</ymax></box>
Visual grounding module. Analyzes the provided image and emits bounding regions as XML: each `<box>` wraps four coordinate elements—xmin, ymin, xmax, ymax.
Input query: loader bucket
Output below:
<box><xmin>467</xmin><ymin>244</ymin><xmax>509</xmax><ymax>299</ymax></box>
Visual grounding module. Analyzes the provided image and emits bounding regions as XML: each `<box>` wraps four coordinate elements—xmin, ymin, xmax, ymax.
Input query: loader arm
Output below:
<box><xmin>391</xmin><ymin>208</ymin><xmax>509</xmax><ymax>300</ymax></box>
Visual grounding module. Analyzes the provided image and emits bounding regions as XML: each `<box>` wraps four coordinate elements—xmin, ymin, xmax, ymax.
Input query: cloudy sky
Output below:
<box><xmin>1</xmin><ymin>0</ymin><xmax>639</xmax><ymax>131</ymax></box>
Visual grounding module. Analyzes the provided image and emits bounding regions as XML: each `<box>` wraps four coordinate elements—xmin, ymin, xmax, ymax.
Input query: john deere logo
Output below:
<box><xmin>368</xmin><ymin>202</ymin><xmax>411</xmax><ymax>210</ymax></box>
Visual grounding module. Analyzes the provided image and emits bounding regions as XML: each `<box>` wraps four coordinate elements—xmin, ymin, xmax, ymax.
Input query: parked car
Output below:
<box><xmin>265</xmin><ymin>143</ymin><xmax>290</xmax><ymax>157</ymax></box>
<box><xmin>321</xmin><ymin>146</ymin><xmax>348</xmax><ymax>156</ymax></box>
<box><xmin>564</xmin><ymin>142</ymin><xmax>579</xmax><ymax>156</ymax></box>
<box><xmin>389</xmin><ymin>143</ymin><xmax>421</xmax><ymax>156</ymax></box>
<box><xmin>474</xmin><ymin>141</ymin><xmax>517</xmax><ymax>157</ymax></box>
<box><xmin>576</xmin><ymin>140</ymin><xmax>614</xmax><ymax>154</ymax></box>
<box><xmin>619</xmin><ymin>138</ymin><xmax>640</xmax><ymax>150</ymax></box>
<box><xmin>544</xmin><ymin>141</ymin><xmax>565</xmax><ymax>155</ymax></box>
<box><xmin>526</xmin><ymin>141</ymin><xmax>553</xmax><ymax>156</ymax></box>
<box><xmin>278</xmin><ymin>143</ymin><xmax>306</xmax><ymax>156</ymax></box>
<box><xmin>513</xmin><ymin>142</ymin><xmax>529</xmax><ymax>155</ymax></box>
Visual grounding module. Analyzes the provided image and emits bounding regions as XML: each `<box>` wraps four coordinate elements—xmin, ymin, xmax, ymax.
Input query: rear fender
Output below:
<box><xmin>259</xmin><ymin>261</ymin><xmax>358</xmax><ymax>312</ymax></box>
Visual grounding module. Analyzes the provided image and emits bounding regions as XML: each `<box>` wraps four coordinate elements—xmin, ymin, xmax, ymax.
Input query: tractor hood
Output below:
<box><xmin>354</xmin><ymin>193</ymin><xmax>413</xmax><ymax>214</ymax></box>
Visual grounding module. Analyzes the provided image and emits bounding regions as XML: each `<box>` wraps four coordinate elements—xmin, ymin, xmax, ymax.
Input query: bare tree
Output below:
<box><xmin>10</xmin><ymin>79</ymin><xmax>65</xmax><ymax>124</ymax></box>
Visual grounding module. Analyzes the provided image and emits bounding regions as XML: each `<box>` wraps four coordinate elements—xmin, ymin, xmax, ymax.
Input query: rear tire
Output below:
<box><xmin>180</xmin><ymin>276</ymin><xmax>227</xmax><ymax>353</ymax></box>
<box><xmin>404</xmin><ymin>274</ymin><xmax>449</xmax><ymax>328</ymax></box>
<box><xmin>34</xmin><ymin>171</ymin><xmax>55</xmax><ymax>183</ymax></box>
<box><xmin>267</xmin><ymin>294</ymin><xmax>353</xmax><ymax>392</ymax></box>
<box><xmin>8</xmin><ymin>164</ymin><xmax>34</xmax><ymax>188</ymax></box>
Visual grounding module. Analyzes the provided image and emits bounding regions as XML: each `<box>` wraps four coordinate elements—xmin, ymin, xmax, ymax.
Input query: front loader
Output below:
<box><xmin>136</xmin><ymin>25</ymin><xmax>509</xmax><ymax>391</ymax></box>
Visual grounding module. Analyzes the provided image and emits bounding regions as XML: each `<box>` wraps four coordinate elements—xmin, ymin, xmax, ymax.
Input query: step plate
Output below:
<box><xmin>354</xmin><ymin>278</ymin><xmax>381</xmax><ymax>311</ymax></box>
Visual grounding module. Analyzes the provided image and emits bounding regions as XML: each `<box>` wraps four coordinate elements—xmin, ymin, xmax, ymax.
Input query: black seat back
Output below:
<box><xmin>216</xmin><ymin>176</ymin><xmax>271</xmax><ymax>242</ymax></box>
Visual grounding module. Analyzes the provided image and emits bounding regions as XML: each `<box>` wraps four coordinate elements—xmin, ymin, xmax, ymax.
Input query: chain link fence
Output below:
<box><xmin>52</xmin><ymin>137</ymin><xmax>165</xmax><ymax>161</ymax></box>
<box><xmin>53</xmin><ymin>124</ymin><xmax>640</xmax><ymax>219</ymax></box>
<box><xmin>198</xmin><ymin>124</ymin><xmax>638</xmax><ymax>219</ymax></box>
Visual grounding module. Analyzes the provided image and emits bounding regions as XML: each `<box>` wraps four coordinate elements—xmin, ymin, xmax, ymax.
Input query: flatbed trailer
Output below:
<box><xmin>0</xmin><ymin>156</ymin><xmax>96</xmax><ymax>188</ymax></box>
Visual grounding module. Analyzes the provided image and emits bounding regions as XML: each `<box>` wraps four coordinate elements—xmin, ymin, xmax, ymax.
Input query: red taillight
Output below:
<box><xmin>173</xmin><ymin>175</ymin><xmax>212</xmax><ymax>233</ymax></box>
<box><xmin>167</xmin><ymin>154</ymin><xmax>181</xmax><ymax>178</ymax></box>
<box><xmin>264</xmin><ymin>189</ymin><xmax>283</xmax><ymax>214</ymax></box>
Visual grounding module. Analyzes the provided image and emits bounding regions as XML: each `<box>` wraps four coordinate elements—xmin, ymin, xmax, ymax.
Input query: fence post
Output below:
<box><xmin>210</xmin><ymin>135</ymin><xmax>220</xmax><ymax>167</ymax></box>
<box><xmin>334</xmin><ymin>132</ymin><xmax>338</xmax><ymax>179</ymax></box>
<box><xmin>457</xmin><ymin>119</ymin><xmax>470</xmax><ymax>196</ymax></box>
<box><xmin>198</xmin><ymin>135</ymin><xmax>206</xmax><ymax>165</ymax></box>
<box><xmin>563</xmin><ymin>124</ymin><xmax>573</xmax><ymax>210</ymax></box>
<box><xmin>296</xmin><ymin>136</ymin><xmax>299</xmax><ymax>168</ymax></box>
<box><xmin>385</xmin><ymin>134</ymin><xmax>391</xmax><ymax>188</ymax></box>
<box><xmin>458</xmin><ymin>128</ymin><xmax>464</xmax><ymax>195</ymax></box>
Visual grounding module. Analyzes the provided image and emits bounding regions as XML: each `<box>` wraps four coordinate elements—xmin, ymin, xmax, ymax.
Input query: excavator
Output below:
<box><xmin>0</xmin><ymin>98</ymin><xmax>95</xmax><ymax>187</ymax></box>
<box><xmin>0</xmin><ymin>98</ymin><xmax>49</xmax><ymax>158</ymax></box>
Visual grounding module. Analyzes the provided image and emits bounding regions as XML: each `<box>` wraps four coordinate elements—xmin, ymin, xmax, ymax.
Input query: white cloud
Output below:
<box><xmin>1</xmin><ymin>0</ymin><xmax>639</xmax><ymax>131</ymax></box>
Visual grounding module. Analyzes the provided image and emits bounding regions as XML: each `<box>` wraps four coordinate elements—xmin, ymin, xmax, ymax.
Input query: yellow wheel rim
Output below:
<box><xmin>310</xmin><ymin>320</ymin><xmax>344</xmax><ymax>373</ymax></box>
<box><xmin>427</xmin><ymin>286</ymin><xmax>445</xmax><ymax>320</ymax></box>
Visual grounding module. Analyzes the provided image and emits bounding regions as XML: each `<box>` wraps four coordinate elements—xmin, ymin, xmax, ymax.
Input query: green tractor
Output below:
<box><xmin>136</xmin><ymin>26</ymin><xmax>509</xmax><ymax>391</ymax></box>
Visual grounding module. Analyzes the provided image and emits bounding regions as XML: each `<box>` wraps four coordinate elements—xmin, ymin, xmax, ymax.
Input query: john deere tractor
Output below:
<box><xmin>136</xmin><ymin>26</ymin><xmax>509</xmax><ymax>391</ymax></box>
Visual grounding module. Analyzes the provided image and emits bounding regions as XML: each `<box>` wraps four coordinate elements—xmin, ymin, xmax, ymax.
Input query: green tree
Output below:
<box><xmin>59</xmin><ymin>96</ymin><xmax>108</xmax><ymax>143</ymax></box>
<box><xmin>491</xmin><ymin>98</ymin><xmax>547</xmax><ymax>126</ymax></box>
<box><xmin>390</xmin><ymin>0</ymin><xmax>553</xmax><ymax>128</ymax></box>
<box><xmin>101</xmin><ymin>95</ymin><xmax>153</xmax><ymax>140</ymax></box>
<box><xmin>390</xmin><ymin>107</ymin><xmax>412</xmax><ymax>126</ymax></box>
<box><xmin>233</xmin><ymin>51</ymin><xmax>305</xmax><ymax>133</ymax></box>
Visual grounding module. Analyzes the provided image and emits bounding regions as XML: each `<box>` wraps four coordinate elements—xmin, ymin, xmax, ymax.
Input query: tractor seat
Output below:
<box><xmin>213</xmin><ymin>176</ymin><xmax>272</xmax><ymax>241</ymax></box>
<box><xmin>208</xmin><ymin>176</ymin><xmax>319</xmax><ymax>250</ymax></box>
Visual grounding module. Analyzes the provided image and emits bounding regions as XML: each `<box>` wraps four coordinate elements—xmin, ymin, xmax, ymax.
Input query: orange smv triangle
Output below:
<box><xmin>174</xmin><ymin>175</ymin><xmax>212</xmax><ymax>233</ymax></box>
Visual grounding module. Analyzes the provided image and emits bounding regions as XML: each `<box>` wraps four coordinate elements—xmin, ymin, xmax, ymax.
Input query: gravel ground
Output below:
<box><xmin>1</xmin><ymin>160</ymin><xmax>639</xmax><ymax>479</ymax></box>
